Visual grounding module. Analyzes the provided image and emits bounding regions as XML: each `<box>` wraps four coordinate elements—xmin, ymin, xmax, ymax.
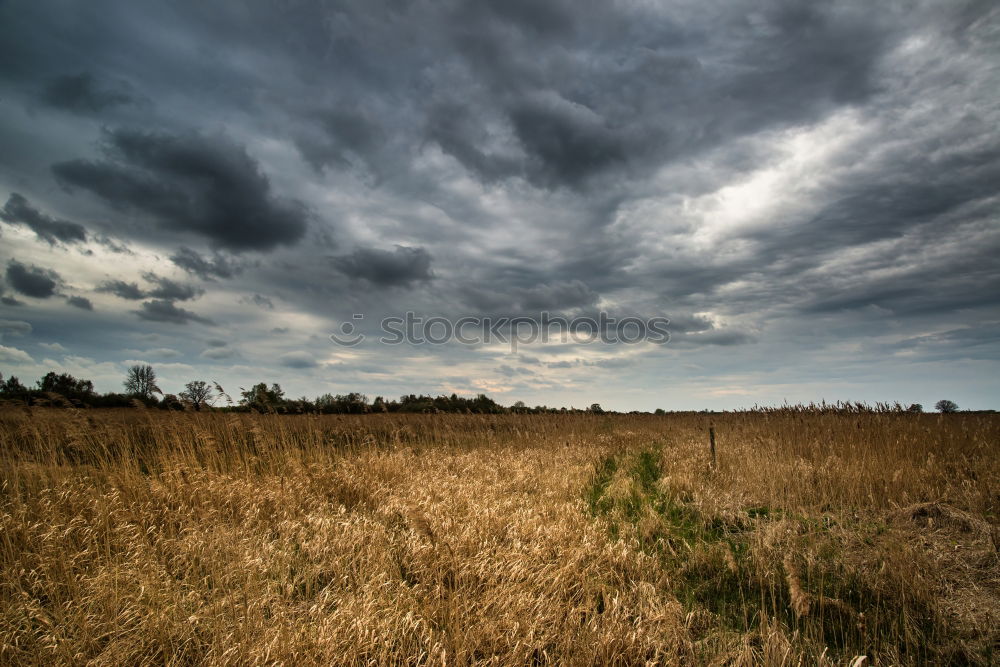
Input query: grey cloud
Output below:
<box><xmin>97</xmin><ymin>274</ymin><xmax>202</xmax><ymax>301</ymax></box>
<box><xmin>94</xmin><ymin>235</ymin><xmax>134</xmax><ymax>254</ymax></box>
<box><xmin>201</xmin><ymin>346</ymin><xmax>235</xmax><ymax>360</ymax></box>
<box><xmin>279</xmin><ymin>351</ymin><xmax>317</xmax><ymax>369</ymax></box>
<box><xmin>1</xmin><ymin>193</ymin><xmax>88</xmax><ymax>245</ymax></box>
<box><xmin>66</xmin><ymin>295</ymin><xmax>94</xmax><ymax>310</ymax></box>
<box><xmin>52</xmin><ymin>129</ymin><xmax>309</xmax><ymax>251</ymax></box>
<box><xmin>40</xmin><ymin>72</ymin><xmax>135</xmax><ymax>113</ymax></box>
<box><xmin>5</xmin><ymin>261</ymin><xmax>60</xmax><ymax>298</ymax></box>
<box><xmin>508</xmin><ymin>95</ymin><xmax>630</xmax><ymax>189</ymax></box>
<box><xmin>518</xmin><ymin>280</ymin><xmax>598</xmax><ymax>312</ymax></box>
<box><xmin>239</xmin><ymin>293</ymin><xmax>274</xmax><ymax>310</ymax></box>
<box><xmin>295</xmin><ymin>108</ymin><xmax>384</xmax><ymax>172</ymax></box>
<box><xmin>134</xmin><ymin>299</ymin><xmax>213</xmax><ymax>325</ymax></box>
<box><xmin>170</xmin><ymin>247</ymin><xmax>240</xmax><ymax>280</ymax></box>
<box><xmin>333</xmin><ymin>245</ymin><xmax>433</xmax><ymax>287</ymax></box>
<box><xmin>97</xmin><ymin>280</ymin><xmax>145</xmax><ymax>300</ymax></box>
<box><xmin>459</xmin><ymin>280</ymin><xmax>598</xmax><ymax>315</ymax></box>
<box><xmin>0</xmin><ymin>0</ymin><xmax>997</xmax><ymax>409</ymax></box>
<box><xmin>0</xmin><ymin>319</ymin><xmax>32</xmax><ymax>336</ymax></box>
<box><xmin>142</xmin><ymin>273</ymin><xmax>203</xmax><ymax>301</ymax></box>
<box><xmin>891</xmin><ymin>324</ymin><xmax>1000</xmax><ymax>361</ymax></box>
<box><xmin>97</xmin><ymin>280</ymin><xmax>146</xmax><ymax>301</ymax></box>
<box><xmin>672</xmin><ymin>330</ymin><xmax>756</xmax><ymax>347</ymax></box>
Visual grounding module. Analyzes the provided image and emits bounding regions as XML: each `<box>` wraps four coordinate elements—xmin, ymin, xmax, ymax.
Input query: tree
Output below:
<box><xmin>906</xmin><ymin>403</ymin><xmax>923</xmax><ymax>413</ymax></box>
<box><xmin>240</xmin><ymin>382</ymin><xmax>285</xmax><ymax>412</ymax></box>
<box><xmin>935</xmin><ymin>399</ymin><xmax>959</xmax><ymax>413</ymax></box>
<box><xmin>588</xmin><ymin>403</ymin><xmax>605</xmax><ymax>414</ymax></box>
<box><xmin>1</xmin><ymin>374</ymin><xmax>27</xmax><ymax>395</ymax></box>
<box><xmin>37</xmin><ymin>371</ymin><xmax>94</xmax><ymax>397</ymax></box>
<box><xmin>124</xmin><ymin>364</ymin><xmax>160</xmax><ymax>400</ymax></box>
<box><xmin>180</xmin><ymin>380</ymin><xmax>214</xmax><ymax>410</ymax></box>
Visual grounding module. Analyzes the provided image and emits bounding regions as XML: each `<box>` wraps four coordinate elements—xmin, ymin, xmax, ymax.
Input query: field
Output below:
<box><xmin>1</xmin><ymin>408</ymin><xmax>998</xmax><ymax>665</ymax></box>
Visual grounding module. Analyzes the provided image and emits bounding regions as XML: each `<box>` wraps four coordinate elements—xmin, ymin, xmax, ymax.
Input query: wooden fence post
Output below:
<box><xmin>709</xmin><ymin>424</ymin><xmax>717</xmax><ymax>470</ymax></box>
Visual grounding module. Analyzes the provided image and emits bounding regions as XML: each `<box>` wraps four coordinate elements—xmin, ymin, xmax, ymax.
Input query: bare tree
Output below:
<box><xmin>124</xmin><ymin>364</ymin><xmax>161</xmax><ymax>400</ymax></box>
<box><xmin>180</xmin><ymin>380</ymin><xmax>214</xmax><ymax>410</ymax></box>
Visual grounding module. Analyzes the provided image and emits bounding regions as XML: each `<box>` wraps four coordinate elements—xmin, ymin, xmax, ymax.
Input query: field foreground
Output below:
<box><xmin>1</xmin><ymin>409</ymin><xmax>998</xmax><ymax>665</ymax></box>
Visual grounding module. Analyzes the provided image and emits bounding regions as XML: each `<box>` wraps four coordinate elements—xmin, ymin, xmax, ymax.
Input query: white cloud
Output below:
<box><xmin>0</xmin><ymin>345</ymin><xmax>34</xmax><ymax>364</ymax></box>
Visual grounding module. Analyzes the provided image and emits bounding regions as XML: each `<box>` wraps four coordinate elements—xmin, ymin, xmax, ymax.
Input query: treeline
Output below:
<box><xmin>1</xmin><ymin>369</ymin><xmax>988</xmax><ymax>415</ymax></box>
<box><xmin>0</xmin><ymin>370</ymin><xmax>592</xmax><ymax>414</ymax></box>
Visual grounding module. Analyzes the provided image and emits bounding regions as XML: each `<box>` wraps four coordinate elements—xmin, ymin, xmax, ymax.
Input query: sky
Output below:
<box><xmin>0</xmin><ymin>0</ymin><xmax>998</xmax><ymax>411</ymax></box>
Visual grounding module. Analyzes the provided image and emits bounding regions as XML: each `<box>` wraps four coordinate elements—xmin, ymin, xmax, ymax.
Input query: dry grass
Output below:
<box><xmin>0</xmin><ymin>408</ymin><xmax>997</xmax><ymax>665</ymax></box>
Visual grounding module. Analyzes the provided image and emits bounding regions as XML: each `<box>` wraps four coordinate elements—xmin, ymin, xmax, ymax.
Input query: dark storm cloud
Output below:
<box><xmin>333</xmin><ymin>246</ymin><xmax>433</xmax><ymax>287</ymax></box>
<box><xmin>507</xmin><ymin>97</ymin><xmax>630</xmax><ymax>189</ymax></box>
<box><xmin>52</xmin><ymin>129</ymin><xmax>308</xmax><ymax>251</ymax></box>
<box><xmin>66</xmin><ymin>295</ymin><xmax>93</xmax><ymax>310</ymax></box>
<box><xmin>40</xmin><ymin>72</ymin><xmax>135</xmax><ymax>113</ymax></box>
<box><xmin>134</xmin><ymin>299</ymin><xmax>213</xmax><ymax>325</ymax></box>
<box><xmin>1</xmin><ymin>193</ymin><xmax>88</xmax><ymax>245</ymax></box>
<box><xmin>0</xmin><ymin>0</ymin><xmax>997</xmax><ymax>407</ymax></box>
<box><xmin>169</xmin><ymin>247</ymin><xmax>241</xmax><ymax>280</ymax></box>
<box><xmin>295</xmin><ymin>108</ymin><xmax>384</xmax><ymax>172</ymax></box>
<box><xmin>5</xmin><ymin>261</ymin><xmax>60</xmax><ymax>298</ymax></box>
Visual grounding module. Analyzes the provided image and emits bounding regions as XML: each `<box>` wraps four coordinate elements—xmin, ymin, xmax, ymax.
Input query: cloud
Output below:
<box><xmin>278</xmin><ymin>351</ymin><xmax>317</xmax><ymax>368</ymax></box>
<box><xmin>0</xmin><ymin>345</ymin><xmax>33</xmax><ymax>364</ymax></box>
<box><xmin>201</xmin><ymin>346</ymin><xmax>235</xmax><ymax>360</ymax></box>
<box><xmin>170</xmin><ymin>247</ymin><xmax>240</xmax><ymax>280</ymax></box>
<box><xmin>0</xmin><ymin>320</ymin><xmax>32</xmax><ymax>336</ymax></box>
<box><xmin>133</xmin><ymin>347</ymin><xmax>182</xmax><ymax>359</ymax></box>
<box><xmin>239</xmin><ymin>293</ymin><xmax>274</xmax><ymax>310</ymax></box>
<box><xmin>97</xmin><ymin>280</ymin><xmax>145</xmax><ymax>300</ymax></box>
<box><xmin>333</xmin><ymin>245</ymin><xmax>433</xmax><ymax>287</ymax></box>
<box><xmin>295</xmin><ymin>108</ymin><xmax>384</xmax><ymax>172</ymax></box>
<box><xmin>1</xmin><ymin>193</ymin><xmax>88</xmax><ymax>245</ymax></box>
<box><xmin>672</xmin><ymin>329</ymin><xmax>756</xmax><ymax>347</ymax></box>
<box><xmin>52</xmin><ymin>129</ymin><xmax>309</xmax><ymax>251</ymax></box>
<box><xmin>142</xmin><ymin>273</ymin><xmax>203</xmax><ymax>301</ymax></box>
<box><xmin>459</xmin><ymin>280</ymin><xmax>599</xmax><ymax>314</ymax></box>
<box><xmin>98</xmin><ymin>274</ymin><xmax>202</xmax><ymax>301</ymax></box>
<box><xmin>5</xmin><ymin>261</ymin><xmax>60</xmax><ymax>298</ymax></box>
<box><xmin>134</xmin><ymin>299</ymin><xmax>214</xmax><ymax>325</ymax></box>
<box><xmin>0</xmin><ymin>1</ymin><xmax>997</xmax><ymax>409</ymax></box>
<box><xmin>66</xmin><ymin>295</ymin><xmax>93</xmax><ymax>310</ymax></box>
<box><xmin>507</xmin><ymin>94</ymin><xmax>630</xmax><ymax>189</ymax></box>
<box><xmin>39</xmin><ymin>342</ymin><xmax>67</xmax><ymax>353</ymax></box>
<box><xmin>40</xmin><ymin>72</ymin><xmax>135</xmax><ymax>113</ymax></box>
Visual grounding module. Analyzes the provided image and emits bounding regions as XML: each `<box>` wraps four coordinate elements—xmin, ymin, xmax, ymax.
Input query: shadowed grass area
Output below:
<box><xmin>584</xmin><ymin>443</ymin><xmax>979</xmax><ymax>664</ymax></box>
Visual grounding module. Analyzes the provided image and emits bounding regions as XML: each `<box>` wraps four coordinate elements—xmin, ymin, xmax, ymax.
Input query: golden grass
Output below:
<box><xmin>1</xmin><ymin>408</ymin><xmax>997</xmax><ymax>665</ymax></box>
